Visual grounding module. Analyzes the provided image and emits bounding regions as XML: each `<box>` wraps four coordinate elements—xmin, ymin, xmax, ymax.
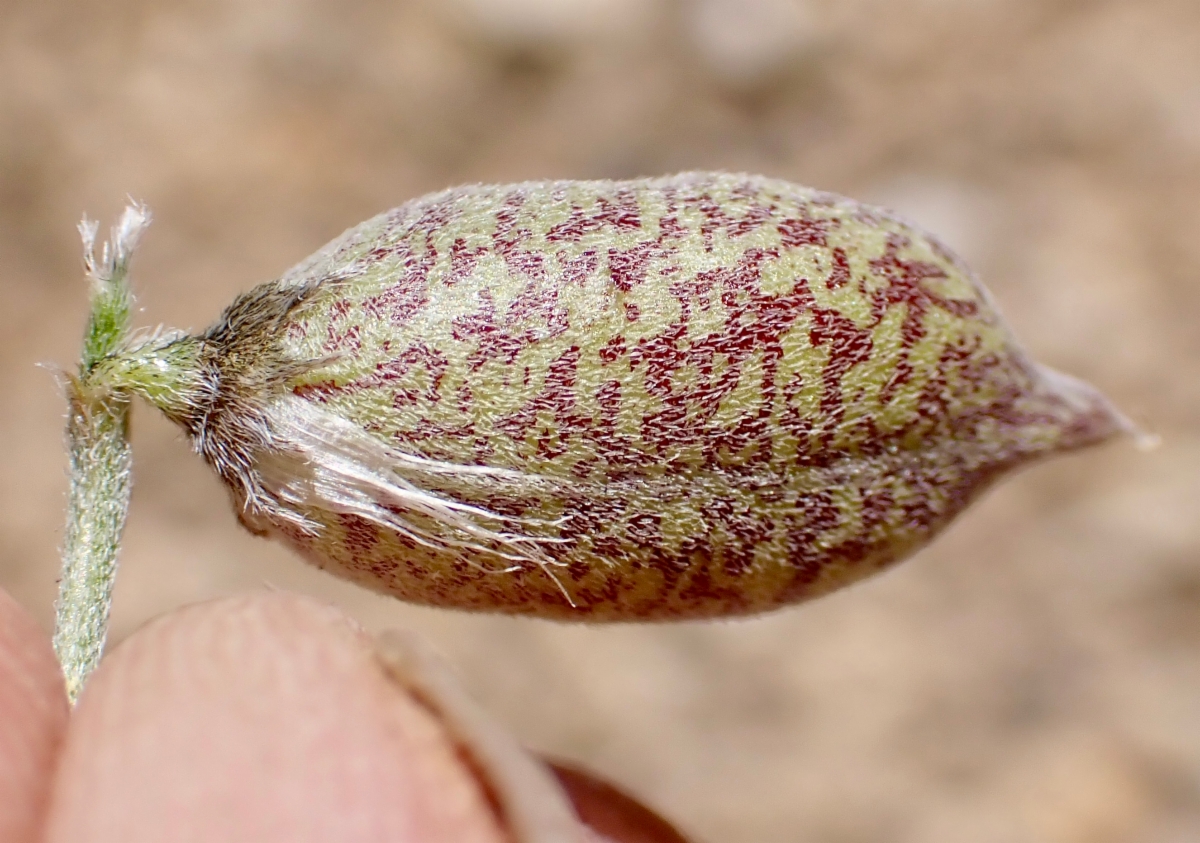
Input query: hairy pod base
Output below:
<box><xmin>133</xmin><ymin>173</ymin><xmax>1128</xmax><ymax>620</ymax></box>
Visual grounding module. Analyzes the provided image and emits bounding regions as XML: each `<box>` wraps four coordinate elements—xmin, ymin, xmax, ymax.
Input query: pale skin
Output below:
<box><xmin>0</xmin><ymin>587</ymin><xmax>671</xmax><ymax>842</ymax></box>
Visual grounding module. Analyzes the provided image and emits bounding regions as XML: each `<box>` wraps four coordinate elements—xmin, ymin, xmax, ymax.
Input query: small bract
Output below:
<box><xmin>112</xmin><ymin>173</ymin><xmax>1128</xmax><ymax>619</ymax></box>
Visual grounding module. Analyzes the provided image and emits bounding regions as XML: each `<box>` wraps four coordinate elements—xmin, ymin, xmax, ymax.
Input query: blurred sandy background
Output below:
<box><xmin>1</xmin><ymin>0</ymin><xmax>1197</xmax><ymax>840</ymax></box>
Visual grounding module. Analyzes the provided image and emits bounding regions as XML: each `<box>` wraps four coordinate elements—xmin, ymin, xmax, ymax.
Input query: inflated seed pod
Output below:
<box><xmin>112</xmin><ymin>173</ymin><xmax>1128</xmax><ymax>620</ymax></box>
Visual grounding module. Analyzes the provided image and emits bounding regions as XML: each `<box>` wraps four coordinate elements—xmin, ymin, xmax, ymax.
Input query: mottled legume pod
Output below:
<box><xmin>117</xmin><ymin>173</ymin><xmax>1127</xmax><ymax>620</ymax></box>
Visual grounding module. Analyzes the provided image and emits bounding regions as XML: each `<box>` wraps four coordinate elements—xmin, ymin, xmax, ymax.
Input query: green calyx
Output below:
<box><xmin>76</xmin><ymin>210</ymin><xmax>142</xmax><ymax>374</ymax></box>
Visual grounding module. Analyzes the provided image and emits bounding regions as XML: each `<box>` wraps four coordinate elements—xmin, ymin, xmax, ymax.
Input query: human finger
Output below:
<box><xmin>44</xmin><ymin>592</ymin><xmax>507</xmax><ymax>843</ymax></box>
<box><xmin>0</xmin><ymin>587</ymin><xmax>69</xmax><ymax>842</ymax></box>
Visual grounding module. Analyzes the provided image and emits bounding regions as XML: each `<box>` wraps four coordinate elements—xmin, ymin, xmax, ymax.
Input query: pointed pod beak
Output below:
<box><xmin>1021</xmin><ymin>364</ymin><xmax>1148</xmax><ymax>458</ymax></box>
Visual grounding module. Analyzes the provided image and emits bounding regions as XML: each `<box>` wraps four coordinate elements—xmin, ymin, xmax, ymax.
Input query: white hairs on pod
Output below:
<box><xmin>250</xmin><ymin>395</ymin><xmax>576</xmax><ymax>599</ymax></box>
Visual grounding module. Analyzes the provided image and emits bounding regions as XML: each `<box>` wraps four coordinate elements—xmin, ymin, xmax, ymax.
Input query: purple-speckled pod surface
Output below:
<box><xmin>129</xmin><ymin>173</ymin><xmax>1128</xmax><ymax>620</ymax></box>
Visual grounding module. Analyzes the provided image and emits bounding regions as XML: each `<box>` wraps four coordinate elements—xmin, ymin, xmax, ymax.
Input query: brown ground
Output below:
<box><xmin>1</xmin><ymin>1</ymin><xmax>1197</xmax><ymax>840</ymax></box>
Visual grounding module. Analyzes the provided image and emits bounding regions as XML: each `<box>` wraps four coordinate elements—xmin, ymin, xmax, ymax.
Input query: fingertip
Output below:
<box><xmin>0</xmin><ymin>587</ymin><xmax>69</xmax><ymax>842</ymax></box>
<box><xmin>46</xmin><ymin>591</ymin><xmax>507</xmax><ymax>843</ymax></box>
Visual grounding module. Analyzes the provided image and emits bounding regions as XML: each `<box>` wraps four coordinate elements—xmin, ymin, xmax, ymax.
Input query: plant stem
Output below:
<box><xmin>53</xmin><ymin>390</ymin><xmax>132</xmax><ymax>703</ymax></box>
<box><xmin>52</xmin><ymin>204</ymin><xmax>149</xmax><ymax>704</ymax></box>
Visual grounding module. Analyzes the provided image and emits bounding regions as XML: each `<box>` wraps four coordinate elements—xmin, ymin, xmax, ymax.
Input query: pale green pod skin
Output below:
<box><xmin>125</xmin><ymin>173</ymin><xmax>1127</xmax><ymax>620</ymax></box>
